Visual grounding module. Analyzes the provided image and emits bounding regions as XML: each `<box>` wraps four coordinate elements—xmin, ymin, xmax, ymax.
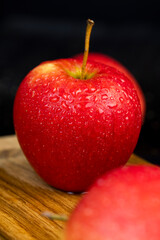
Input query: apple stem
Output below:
<box><xmin>80</xmin><ymin>19</ymin><xmax>94</xmax><ymax>80</ymax></box>
<box><xmin>41</xmin><ymin>211</ymin><xmax>69</xmax><ymax>221</ymax></box>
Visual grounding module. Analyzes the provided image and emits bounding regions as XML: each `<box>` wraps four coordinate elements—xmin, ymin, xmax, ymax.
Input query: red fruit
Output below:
<box><xmin>13</xmin><ymin>58</ymin><xmax>141</xmax><ymax>192</ymax></box>
<box><xmin>64</xmin><ymin>165</ymin><xmax>160</xmax><ymax>240</ymax></box>
<box><xmin>75</xmin><ymin>52</ymin><xmax>146</xmax><ymax>122</ymax></box>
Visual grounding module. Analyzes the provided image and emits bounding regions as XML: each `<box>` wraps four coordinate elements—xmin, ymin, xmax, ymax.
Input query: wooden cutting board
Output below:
<box><xmin>0</xmin><ymin>135</ymin><xmax>152</xmax><ymax>240</ymax></box>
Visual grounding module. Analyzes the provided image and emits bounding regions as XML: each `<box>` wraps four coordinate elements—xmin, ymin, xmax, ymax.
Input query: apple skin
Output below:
<box><xmin>75</xmin><ymin>52</ymin><xmax>146</xmax><ymax>122</ymax></box>
<box><xmin>13</xmin><ymin>58</ymin><xmax>141</xmax><ymax>192</ymax></box>
<box><xmin>64</xmin><ymin>165</ymin><xmax>160</xmax><ymax>240</ymax></box>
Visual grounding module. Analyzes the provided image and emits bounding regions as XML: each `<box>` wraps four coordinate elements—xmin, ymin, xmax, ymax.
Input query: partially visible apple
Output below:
<box><xmin>75</xmin><ymin>52</ymin><xmax>146</xmax><ymax>122</ymax></box>
<box><xmin>64</xmin><ymin>165</ymin><xmax>160</xmax><ymax>240</ymax></box>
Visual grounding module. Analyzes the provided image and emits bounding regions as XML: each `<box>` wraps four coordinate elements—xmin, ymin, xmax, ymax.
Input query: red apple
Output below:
<box><xmin>13</xmin><ymin>58</ymin><xmax>141</xmax><ymax>192</ymax></box>
<box><xmin>13</xmin><ymin>20</ymin><xmax>142</xmax><ymax>192</ymax></box>
<box><xmin>64</xmin><ymin>165</ymin><xmax>160</xmax><ymax>240</ymax></box>
<box><xmin>75</xmin><ymin>52</ymin><xmax>146</xmax><ymax>122</ymax></box>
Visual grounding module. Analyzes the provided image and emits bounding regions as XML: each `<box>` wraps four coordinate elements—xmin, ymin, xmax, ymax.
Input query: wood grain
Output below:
<box><xmin>0</xmin><ymin>135</ymin><xmax>152</xmax><ymax>240</ymax></box>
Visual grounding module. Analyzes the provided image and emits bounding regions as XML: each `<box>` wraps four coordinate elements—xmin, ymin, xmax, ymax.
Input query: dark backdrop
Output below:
<box><xmin>1</xmin><ymin>0</ymin><xmax>160</xmax><ymax>164</ymax></box>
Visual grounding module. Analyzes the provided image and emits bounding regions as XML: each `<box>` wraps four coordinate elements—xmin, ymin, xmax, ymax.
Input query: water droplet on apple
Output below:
<box><xmin>108</xmin><ymin>102</ymin><xmax>117</xmax><ymax>108</ymax></box>
<box><xmin>120</xmin><ymin>78</ymin><xmax>125</xmax><ymax>83</ymax></box>
<box><xmin>122</xmin><ymin>91</ymin><xmax>128</xmax><ymax>98</ymax></box>
<box><xmin>44</xmin><ymin>89</ymin><xmax>49</xmax><ymax>94</ymax></box>
<box><xmin>51</xmin><ymin>95</ymin><xmax>59</xmax><ymax>102</ymax></box>
<box><xmin>76</xmin><ymin>104</ymin><xmax>82</xmax><ymax>109</ymax></box>
<box><xmin>76</xmin><ymin>89</ymin><xmax>82</xmax><ymax>95</ymax></box>
<box><xmin>61</xmin><ymin>101</ymin><xmax>68</xmax><ymax>109</ymax></box>
<box><xmin>84</xmin><ymin>121</ymin><xmax>88</xmax><ymax>126</ymax></box>
<box><xmin>101</xmin><ymin>94</ymin><xmax>108</xmax><ymax>100</ymax></box>
<box><xmin>63</xmin><ymin>94</ymin><xmax>69</xmax><ymax>100</ymax></box>
<box><xmin>52</xmin><ymin>87</ymin><xmax>57</xmax><ymax>93</ymax></box>
<box><xmin>117</xmin><ymin>110</ymin><xmax>121</xmax><ymax>114</ymax></box>
<box><xmin>98</xmin><ymin>108</ymin><xmax>104</xmax><ymax>114</ymax></box>
<box><xmin>85</xmin><ymin>103</ymin><xmax>93</xmax><ymax>108</ymax></box>
<box><xmin>119</xmin><ymin>97</ymin><xmax>124</xmax><ymax>102</ymax></box>
<box><xmin>85</xmin><ymin>95</ymin><xmax>92</xmax><ymax>100</ymax></box>
<box><xmin>90</xmin><ymin>87</ymin><xmax>96</xmax><ymax>92</ymax></box>
<box><xmin>83</xmin><ymin>88</ymin><xmax>89</xmax><ymax>92</ymax></box>
<box><xmin>86</xmin><ymin>87</ymin><xmax>97</xmax><ymax>93</ymax></box>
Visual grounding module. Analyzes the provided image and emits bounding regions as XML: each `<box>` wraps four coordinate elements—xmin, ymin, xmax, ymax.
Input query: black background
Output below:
<box><xmin>1</xmin><ymin>0</ymin><xmax>160</xmax><ymax>164</ymax></box>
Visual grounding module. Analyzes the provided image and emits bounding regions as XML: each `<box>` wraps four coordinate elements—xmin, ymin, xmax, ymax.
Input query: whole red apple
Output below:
<box><xmin>64</xmin><ymin>165</ymin><xmax>160</xmax><ymax>240</ymax></box>
<box><xmin>75</xmin><ymin>52</ymin><xmax>146</xmax><ymax>122</ymax></box>
<box><xmin>13</xmin><ymin>58</ymin><xmax>141</xmax><ymax>192</ymax></box>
